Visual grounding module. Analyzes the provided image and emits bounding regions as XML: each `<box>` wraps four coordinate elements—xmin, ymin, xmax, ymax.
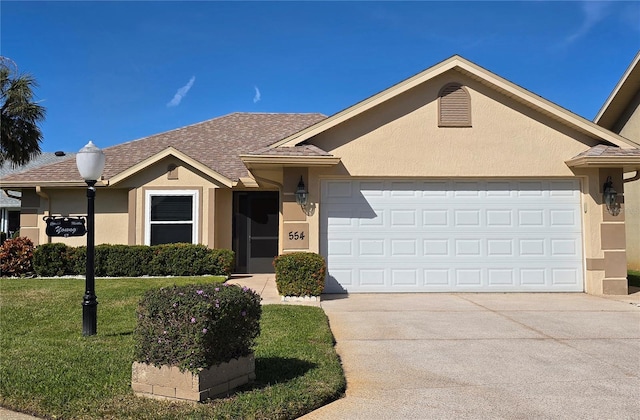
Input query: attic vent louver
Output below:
<box><xmin>438</xmin><ymin>83</ymin><xmax>471</xmax><ymax>127</ymax></box>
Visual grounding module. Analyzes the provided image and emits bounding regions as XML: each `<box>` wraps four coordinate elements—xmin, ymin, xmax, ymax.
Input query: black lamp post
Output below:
<box><xmin>76</xmin><ymin>141</ymin><xmax>105</xmax><ymax>336</ymax></box>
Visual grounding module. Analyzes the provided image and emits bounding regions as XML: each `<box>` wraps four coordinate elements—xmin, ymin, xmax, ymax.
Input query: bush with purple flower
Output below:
<box><xmin>134</xmin><ymin>283</ymin><xmax>261</xmax><ymax>373</ymax></box>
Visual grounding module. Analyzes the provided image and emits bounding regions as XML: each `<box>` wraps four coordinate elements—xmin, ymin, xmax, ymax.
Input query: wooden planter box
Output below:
<box><xmin>132</xmin><ymin>353</ymin><xmax>255</xmax><ymax>402</ymax></box>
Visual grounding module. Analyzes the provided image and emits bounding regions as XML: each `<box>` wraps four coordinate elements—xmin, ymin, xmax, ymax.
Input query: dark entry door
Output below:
<box><xmin>233</xmin><ymin>191</ymin><xmax>279</xmax><ymax>273</ymax></box>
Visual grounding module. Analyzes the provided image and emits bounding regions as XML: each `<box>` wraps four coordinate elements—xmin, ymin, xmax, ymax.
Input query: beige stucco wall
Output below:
<box><xmin>19</xmin><ymin>187</ymin><xmax>129</xmax><ymax>247</ymax></box>
<box><xmin>617</xmin><ymin>92</ymin><xmax>640</xmax><ymax>141</ymax></box>
<box><xmin>214</xmin><ymin>188</ymin><xmax>233</xmax><ymax>249</ymax></box>
<box><xmin>624</xmin><ymin>178</ymin><xmax>640</xmax><ymax>270</ymax></box>
<box><xmin>611</xmin><ymin>90</ymin><xmax>639</xmax><ymax>270</ymax></box>
<box><xmin>309</xmin><ymin>73</ymin><xmax>600</xmax><ymax>178</ymax></box>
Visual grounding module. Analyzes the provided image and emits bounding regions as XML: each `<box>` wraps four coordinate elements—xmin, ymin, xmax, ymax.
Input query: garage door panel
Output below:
<box><xmin>324</xmin><ymin>268</ymin><xmax>582</xmax><ymax>293</ymax></box>
<box><xmin>328</xmin><ymin>234</ymin><xmax>581</xmax><ymax>258</ymax></box>
<box><xmin>321</xmin><ymin>179</ymin><xmax>583</xmax><ymax>293</ymax></box>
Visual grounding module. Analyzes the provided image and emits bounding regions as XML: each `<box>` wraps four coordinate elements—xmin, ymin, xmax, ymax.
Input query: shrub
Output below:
<box><xmin>148</xmin><ymin>243</ymin><xmax>213</xmax><ymax>276</ymax></box>
<box><xmin>134</xmin><ymin>283</ymin><xmax>262</xmax><ymax>372</ymax></box>
<box><xmin>96</xmin><ymin>244</ymin><xmax>154</xmax><ymax>277</ymax></box>
<box><xmin>69</xmin><ymin>246</ymin><xmax>87</xmax><ymax>276</ymax></box>
<box><xmin>273</xmin><ymin>252</ymin><xmax>326</xmax><ymax>296</ymax></box>
<box><xmin>0</xmin><ymin>237</ymin><xmax>35</xmax><ymax>277</ymax></box>
<box><xmin>32</xmin><ymin>242</ymin><xmax>234</xmax><ymax>277</ymax></box>
<box><xmin>208</xmin><ymin>249</ymin><xmax>235</xmax><ymax>277</ymax></box>
<box><xmin>32</xmin><ymin>242</ymin><xmax>72</xmax><ymax>277</ymax></box>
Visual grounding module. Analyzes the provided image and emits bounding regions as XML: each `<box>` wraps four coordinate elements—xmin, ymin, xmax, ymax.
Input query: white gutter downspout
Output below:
<box><xmin>623</xmin><ymin>171</ymin><xmax>640</xmax><ymax>183</ymax></box>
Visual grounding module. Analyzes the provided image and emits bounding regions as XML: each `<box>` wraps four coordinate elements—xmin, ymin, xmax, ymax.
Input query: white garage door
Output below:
<box><xmin>320</xmin><ymin>179</ymin><xmax>584</xmax><ymax>293</ymax></box>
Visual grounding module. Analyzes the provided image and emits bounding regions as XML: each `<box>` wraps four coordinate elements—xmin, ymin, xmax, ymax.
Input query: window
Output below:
<box><xmin>145</xmin><ymin>190</ymin><xmax>198</xmax><ymax>245</ymax></box>
<box><xmin>438</xmin><ymin>83</ymin><xmax>471</xmax><ymax>127</ymax></box>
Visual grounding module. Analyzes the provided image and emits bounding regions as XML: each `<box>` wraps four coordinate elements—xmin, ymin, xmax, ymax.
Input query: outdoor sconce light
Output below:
<box><xmin>603</xmin><ymin>176</ymin><xmax>620</xmax><ymax>216</ymax></box>
<box><xmin>295</xmin><ymin>176</ymin><xmax>308</xmax><ymax>208</ymax></box>
<box><xmin>76</xmin><ymin>141</ymin><xmax>106</xmax><ymax>336</ymax></box>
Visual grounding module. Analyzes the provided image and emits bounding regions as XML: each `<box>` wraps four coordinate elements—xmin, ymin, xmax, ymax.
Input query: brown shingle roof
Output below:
<box><xmin>1</xmin><ymin>113</ymin><xmax>326</xmax><ymax>184</ymax></box>
<box><xmin>572</xmin><ymin>144</ymin><xmax>640</xmax><ymax>158</ymax></box>
<box><xmin>247</xmin><ymin>144</ymin><xmax>332</xmax><ymax>156</ymax></box>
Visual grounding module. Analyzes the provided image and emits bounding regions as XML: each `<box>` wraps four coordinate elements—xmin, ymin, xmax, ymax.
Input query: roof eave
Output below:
<box><xmin>239</xmin><ymin>155</ymin><xmax>341</xmax><ymax>169</ymax></box>
<box><xmin>0</xmin><ymin>180</ymin><xmax>107</xmax><ymax>188</ymax></box>
<box><xmin>565</xmin><ymin>156</ymin><xmax>640</xmax><ymax>170</ymax></box>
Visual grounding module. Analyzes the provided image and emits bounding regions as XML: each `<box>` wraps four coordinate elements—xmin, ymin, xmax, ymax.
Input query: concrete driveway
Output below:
<box><xmin>302</xmin><ymin>292</ymin><xmax>640</xmax><ymax>419</ymax></box>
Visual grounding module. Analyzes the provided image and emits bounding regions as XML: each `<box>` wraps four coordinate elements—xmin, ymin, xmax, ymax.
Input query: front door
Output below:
<box><xmin>233</xmin><ymin>191</ymin><xmax>279</xmax><ymax>273</ymax></box>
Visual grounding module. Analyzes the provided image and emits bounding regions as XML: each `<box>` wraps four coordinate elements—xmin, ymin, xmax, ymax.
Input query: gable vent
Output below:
<box><xmin>438</xmin><ymin>83</ymin><xmax>471</xmax><ymax>127</ymax></box>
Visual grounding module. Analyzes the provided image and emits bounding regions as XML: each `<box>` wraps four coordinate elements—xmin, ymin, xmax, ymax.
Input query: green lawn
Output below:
<box><xmin>0</xmin><ymin>277</ymin><xmax>345</xmax><ymax>419</ymax></box>
<box><xmin>629</xmin><ymin>270</ymin><xmax>640</xmax><ymax>287</ymax></box>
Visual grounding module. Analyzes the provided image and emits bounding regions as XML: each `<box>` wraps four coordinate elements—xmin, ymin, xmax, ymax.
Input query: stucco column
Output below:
<box><xmin>599</xmin><ymin>169</ymin><xmax>628</xmax><ymax>295</ymax></box>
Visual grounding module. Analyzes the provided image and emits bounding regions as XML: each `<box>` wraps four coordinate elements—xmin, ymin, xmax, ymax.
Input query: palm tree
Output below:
<box><xmin>1</xmin><ymin>57</ymin><xmax>46</xmax><ymax>167</ymax></box>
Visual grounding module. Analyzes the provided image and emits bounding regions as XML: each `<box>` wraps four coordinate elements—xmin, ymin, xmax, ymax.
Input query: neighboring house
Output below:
<box><xmin>594</xmin><ymin>51</ymin><xmax>640</xmax><ymax>270</ymax></box>
<box><xmin>2</xmin><ymin>55</ymin><xmax>640</xmax><ymax>295</ymax></box>
<box><xmin>0</xmin><ymin>152</ymin><xmax>75</xmax><ymax>239</ymax></box>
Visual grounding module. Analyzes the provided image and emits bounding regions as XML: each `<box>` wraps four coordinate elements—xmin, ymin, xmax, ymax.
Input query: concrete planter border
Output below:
<box><xmin>132</xmin><ymin>353</ymin><xmax>255</xmax><ymax>402</ymax></box>
<box><xmin>280</xmin><ymin>295</ymin><xmax>320</xmax><ymax>302</ymax></box>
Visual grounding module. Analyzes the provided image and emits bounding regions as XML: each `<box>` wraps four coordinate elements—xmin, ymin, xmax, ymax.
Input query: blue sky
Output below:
<box><xmin>2</xmin><ymin>1</ymin><xmax>639</xmax><ymax>153</ymax></box>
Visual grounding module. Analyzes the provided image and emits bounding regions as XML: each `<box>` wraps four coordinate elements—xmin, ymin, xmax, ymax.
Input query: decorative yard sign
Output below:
<box><xmin>44</xmin><ymin>216</ymin><xmax>87</xmax><ymax>237</ymax></box>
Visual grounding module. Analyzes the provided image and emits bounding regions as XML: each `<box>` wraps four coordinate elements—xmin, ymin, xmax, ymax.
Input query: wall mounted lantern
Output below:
<box><xmin>76</xmin><ymin>141</ymin><xmax>106</xmax><ymax>336</ymax></box>
<box><xmin>295</xmin><ymin>176</ymin><xmax>308</xmax><ymax>208</ymax></box>
<box><xmin>603</xmin><ymin>176</ymin><xmax>620</xmax><ymax>216</ymax></box>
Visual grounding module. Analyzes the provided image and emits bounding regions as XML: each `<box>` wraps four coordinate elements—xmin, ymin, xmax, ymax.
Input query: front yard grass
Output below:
<box><xmin>0</xmin><ymin>277</ymin><xmax>345</xmax><ymax>419</ymax></box>
<box><xmin>629</xmin><ymin>269</ymin><xmax>640</xmax><ymax>287</ymax></box>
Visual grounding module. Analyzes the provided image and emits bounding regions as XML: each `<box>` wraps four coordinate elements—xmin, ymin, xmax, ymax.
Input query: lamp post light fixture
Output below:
<box><xmin>603</xmin><ymin>176</ymin><xmax>620</xmax><ymax>216</ymax></box>
<box><xmin>76</xmin><ymin>141</ymin><xmax>106</xmax><ymax>336</ymax></box>
<box><xmin>295</xmin><ymin>176</ymin><xmax>308</xmax><ymax>209</ymax></box>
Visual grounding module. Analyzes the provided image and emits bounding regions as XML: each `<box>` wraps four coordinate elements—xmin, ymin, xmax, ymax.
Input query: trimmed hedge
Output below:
<box><xmin>32</xmin><ymin>243</ymin><xmax>235</xmax><ymax>277</ymax></box>
<box><xmin>273</xmin><ymin>252</ymin><xmax>326</xmax><ymax>296</ymax></box>
<box><xmin>134</xmin><ymin>283</ymin><xmax>261</xmax><ymax>372</ymax></box>
<box><xmin>32</xmin><ymin>242</ymin><xmax>70</xmax><ymax>277</ymax></box>
<box><xmin>0</xmin><ymin>237</ymin><xmax>35</xmax><ymax>277</ymax></box>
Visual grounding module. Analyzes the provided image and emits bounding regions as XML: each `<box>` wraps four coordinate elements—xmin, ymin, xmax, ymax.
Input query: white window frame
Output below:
<box><xmin>144</xmin><ymin>190</ymin><xmax>199</xmax><ymax>246</ymax></box>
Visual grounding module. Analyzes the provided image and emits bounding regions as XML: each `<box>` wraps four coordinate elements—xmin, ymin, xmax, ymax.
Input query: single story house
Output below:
<box><xmin>594</xmin><ymin>51</ymin><xmax>640</xmax><ymax>270</ymax></box>
<box><xmin>2</xmin><ymin>55</ymin><xmax>640</xmax><ymax>294</ymax></box>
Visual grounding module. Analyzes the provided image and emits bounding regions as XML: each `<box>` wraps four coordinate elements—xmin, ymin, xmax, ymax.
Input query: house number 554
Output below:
<box><xmin>288</xmin><ymin>231</ymin><xmax>305</xmax><ymax>240</ymax></box>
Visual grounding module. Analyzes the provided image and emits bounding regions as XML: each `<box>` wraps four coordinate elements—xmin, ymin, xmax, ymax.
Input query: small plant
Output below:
<box><xmin>134</xmin><ymin>283</ymin><xmax>262</xmax><ymax>373</ymax></box>
<box><xmin>273</xmin><ymin>252</ymin><xmax>326</xmax><ymax>296</ymax></box>
<box><xmin>0</xmin><ymin>236</ymin><xmax>35</xmax><ymax>277</ymax></box>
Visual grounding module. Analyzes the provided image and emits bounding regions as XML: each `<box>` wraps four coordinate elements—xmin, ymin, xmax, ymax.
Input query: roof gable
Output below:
<box><xmin>108</xmin><ymin>147</ymin><xmax>234</xmax><ymax>187</ymax></box>
<box><xmin>595</xmin><ymin>51</ymin><xmax>640</xmax><ymax>131</ymax></box>
<box><xmin>272</xmin><ymin>55</ymin><xmax>639</xmax><ymax>150</ymax></box>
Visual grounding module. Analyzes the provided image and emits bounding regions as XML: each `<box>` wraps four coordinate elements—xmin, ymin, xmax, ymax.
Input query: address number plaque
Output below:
<box><xmin>283</xmin><ymin>222</ymin><xmax>309</xmax><ymax>250</ymax></box>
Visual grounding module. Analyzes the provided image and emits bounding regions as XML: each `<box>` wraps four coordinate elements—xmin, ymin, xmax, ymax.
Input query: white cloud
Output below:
<box><xmin>167</xmin><ymin>76</ymin><xmax>196</xmax><ymax>107</ymax></box>
<box><xmin>253</xmin><ymin>86</ymin><xmax>261</xmax><ymax>103</ymax></box>
<box><xmin>565</xmin><ymin>1</ymin><xmax>611</xmax><ymax>44</ymax></box>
